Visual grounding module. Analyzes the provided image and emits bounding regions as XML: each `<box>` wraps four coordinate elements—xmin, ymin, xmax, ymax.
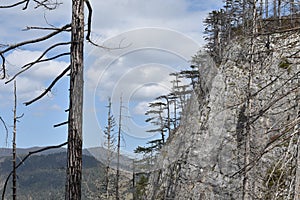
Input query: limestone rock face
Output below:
<box><xmin>144</xmin><ymin>33</ymin><xmax>300</xmax><ymax>200</ymax></box>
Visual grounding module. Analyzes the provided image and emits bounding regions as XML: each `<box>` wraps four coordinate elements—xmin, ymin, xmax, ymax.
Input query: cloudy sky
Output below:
<box><xmin>0</xmin><ymin>0</ymin><xmax>223</xmax><ymax>155</ymax></box>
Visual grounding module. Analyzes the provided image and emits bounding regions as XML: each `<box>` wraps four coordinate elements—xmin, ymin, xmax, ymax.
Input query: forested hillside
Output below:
<box><xmin>0</xmin><ymin>152</ymin><xmax>133</xmax><ymax>200</ymax></box>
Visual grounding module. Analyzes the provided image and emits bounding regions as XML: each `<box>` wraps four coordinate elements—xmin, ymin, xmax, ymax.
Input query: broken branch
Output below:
<box><xmin>24</xmin><ymin>65</ymin><xmax>70</xmax><ymax>106</ymax></box>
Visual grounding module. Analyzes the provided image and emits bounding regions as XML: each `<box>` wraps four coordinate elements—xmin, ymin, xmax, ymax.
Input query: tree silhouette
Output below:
<box><xmin>103</xmin><ymin>97</ymin><xmax>116</xmax><ymax>199</ymax></box>
<box><xmin>0</xmin><ymin>0</ymin><xmax>100</xmax><ymax>199</ymax></box>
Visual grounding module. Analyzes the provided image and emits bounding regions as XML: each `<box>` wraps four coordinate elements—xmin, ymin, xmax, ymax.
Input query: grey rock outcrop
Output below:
<box><xmin>144</xmin><ymin>32</ymin><xmax>300</xmax><ymax>200</ymax></box>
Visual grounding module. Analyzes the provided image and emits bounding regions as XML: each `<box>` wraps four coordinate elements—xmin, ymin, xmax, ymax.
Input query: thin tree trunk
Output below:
<box><xmin>12</xmin><ymin>81</ymin><xmax>17</xmax><ymax>200</ymax></box>
<box><xmin>159</xmin><ymin>104</ymin><xmax>165</xmax><ymax>144</ymax></box>
<box><xmin>265</xmin><ymin>0</ymin><xmax>269</xmax><ymax>18</ymax></box>
<box><xmin>273</xmin><ymin>0</ymin><xmax>277</xmax><ymax>18</ymax></box>
<box><xmin>259</xmin><ymin>0</ymin><xmax>263</xmax><ymax>19</ymax></box>
<box><xmin>116</xmin><ymin>96</ymin><xmax>122</xmax><ymax>200</ymax></box>
<box><xmin>259</xmin><ymin>0</ymin><xmax>264</xmax><ymax>31</ymax></box>
<box><xmin>106</xmin><ymin>98</ymin><xmax>112</xmax><ymax>199</ymax></box>
<box><xmin>242</xmin><ymin>0</ymin><xmax>247</xmax><ymax>35</ymax></box>
<box><xmin>132</xmin><ymin>160</ymin><xmax>136</xmax><ymax>200</ymax></box>
<box><xmin>290</xmin><ymin>0</ymin><xmax>295</xmax><ymax>26</ymax></box>
<box><xmin>278</xmin><ymin>0</ymin><xmax>281</xmax><ymax>26</ymax></box>
<box><xmin>295</xmin><ymin>140</ymin><xmax>300</xmax><ymax>199</ymax></box>
<box><xmin>166</xmin><ymin>98</ymin><xmax>170</xmax><ymax>135</ymax></box>
<box><xmin>243</xmin><ymin>2</ymin><xmax>256</xmax><ymax>199</ymax></box>
<box><xmin>290</xmin><ymin>0</ymin><xmax>295</xmax><ymax>14</ymax></box>
<box><xmin>174</xmin><ymin>99</ymin><xmax>177</xmax><ymax>129</ymax></box>
<box><xmin>293</xmin><ymin>96</ymin><xmax>300</xmax><ymax>200</ymax></box>
<box><xmin>65</xmin><ymin>0</ymin><xmax>84</xmax><ymax>199</ymax></box>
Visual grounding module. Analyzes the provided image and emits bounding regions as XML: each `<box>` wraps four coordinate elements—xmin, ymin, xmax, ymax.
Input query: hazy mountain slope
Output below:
<box><xmin>0</xmin><ymin>152</ymin><xmax>133</xmax><ymax>200</ymax></box>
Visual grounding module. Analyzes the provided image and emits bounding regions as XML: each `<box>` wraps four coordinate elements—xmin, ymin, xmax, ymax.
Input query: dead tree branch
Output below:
<box><xmin>84</xmin><ymin>0</ymin><xmax>106</xmax><ymax>48</ymax></box>
<box><xmin>0</xmin><ymin>24</ymin><xmax>71</xmax><ymax>54</ymax></box>
<box><xmin>231</xmin><ymin>117</ymin><xmax>300</xmax><ymax>178</ymax></box>
<box><xmin>1</xmin><ymin>141</ymin><xmax>68</xmax><ymax>200</ymax></box>
<box><xmin>0</xmin><ymin>0</ymin><xmax>29</xmax><ymax>9</ymax></box>
<box><xmin>84</xmin><ymin>0</ymin><xmax>129</xmax><ymax>50</ymax></box>
<box><xmin>250</xmin><ymin>86</ymin><xmax>299</xmax><ymax>125</ymax></box>
<box><xmin>33</xmin><ymin>0</ymin><xmax>61</xmax><ymax>10</ymax></box>
<box><xmin>0</xmin><ymin>116</ymin><xmax>9</xmax><ymax>146</ymax></box>
<box><xmin>0</xmin><ymin>54</ymin><xmax>6</xmax><ymax>79</ymax></box>
<box><xmin>23</xmin><ymin>26</ymin><xmax>71</xmax><ymax>31</ymax></box>
<box><xmin>84</xmin><ymin>0</ymin><xmax>92</xmax><ymax>43</ymax></box>
<box><xmin>24</xmin><ymin>65</ymin><xmax>70</xmax><ymax>106</ymax></box>
<box><xmin>0</xmin><ymin>23</ymin><xmax>71</xmax><ymax>80</ymax></box>
<box><xmin>53</xmin><ymin>121</ymin><xmax>69</xmax><ymax>128</ymax></box>
<box><xmin>22</xmin><ymin>42</ymin><xmax>71</xmax><ymax>69</ymax></box>
<box><xmin>6</xmin><ymin>49</ymin><xmax>70</xmax><ymax>84</ymax></box>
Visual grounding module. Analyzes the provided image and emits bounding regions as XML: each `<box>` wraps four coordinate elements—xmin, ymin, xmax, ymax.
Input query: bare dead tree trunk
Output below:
<box><xmin>105</xmin><ymin>97</ymin><xmax>114</xmax><ymax>199</ymax></box>
<box><xmin>293</xmin><ymin>88</ymin><xmax>300</xmax><ymax>200</ymax></box>
<box><xmin>242</xmin><ymin>0</ymin><xmax>247</xmax><ymax>35</ymax></box>
<box><xmin>265</xmin><ymin>0</ymin><xmax>269</xmax><ymax>18</ymax></box>
<box><xmin>157</xmin><ymin>96</ymin><xmax>171</xmax><ymax>135</ymax></box>
<box><xmin>12</xmin><ymin>81</ymin><xmax>17</xmax><ymax>200</ymax></box>
<box><xmin>166</xmin><ymin>98</ymin><xmax>170</xmax><ymax>135</ymax></box>
<box><xmin>132</xmin><ymin>160</ymin><xmax>136</xmax><ymax>200</ymax></box>
<box><xmin>116</xmin><ymin>96</ymin><xmax>122</xmax><ymax>200</ymax></box>
<box><xmin>278</xmin><ymin>0</ymin><xmax>281</xmax><ymax>26</ymax></box>
<box><xmin>65</xmin><ymin>0</ymin><xmax>84</xmax><ymax>199</ymax></box>
<box><xmin>273</xmin><ymin>0</ymin><xmax>277</xmax><ymax>18</ymax></box>
<box><xmin>259</xmin><ymin>0</ymin><xmax>264</xmax><ymax>30</ymax></box>
<box><xmin>259</xmin><ymin>0</ymin><xmax>263</xmax><ymax>19</ymax></box>
<box><xmin>159</xmin><ymin>106</ymin><xmax>165</xmax><ymax>144</ymax></box>
<box><xmin>290</xmin><ymin>0</ymin><xmax>295</xmax><ymax>14</ymax></box>
<box><xmin>243</xmin><ymin>2</ymin><xmax>257</xmax><ymax>200</ymax></box>
<box><xmin>290</xmin><ymin>0</ymin><xmax>295</xmax><ymax>26</ymax></box>
<box><xmin>174</xmin><ymin>99</ymin><xmax>177</xmax><ymax>129</ymax></box>
<box><xmin>295</xmin><ymin>138</ymin><xmax>300</xmax><ymax>199</ymax></box>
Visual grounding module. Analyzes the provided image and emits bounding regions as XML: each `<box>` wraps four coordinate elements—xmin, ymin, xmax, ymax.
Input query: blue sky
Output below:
<box><xmin>0</xmin><ymin>0</ymin><xmax>223</xmax><ymax>156</ymax></box>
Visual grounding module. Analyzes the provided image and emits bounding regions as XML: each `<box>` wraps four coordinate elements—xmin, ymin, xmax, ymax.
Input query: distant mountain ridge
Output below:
<box><xmin>0</xmin><ymin>151</ymin><xmax>133</xmax><ymax>199</ymax></box>
<box><xmin>0</xmin><ymin>146</ymin><xmax>134</xmax><ymax>171</ymax></box>
<box><xmin>0</xmin><ymin>147</ymin><xmax>67</xmax><ymax>157</ymax></box>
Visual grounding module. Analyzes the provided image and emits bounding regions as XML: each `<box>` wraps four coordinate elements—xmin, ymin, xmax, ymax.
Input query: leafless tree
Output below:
<box><xmin>103</xmin><ymin>97</ymin><xmax>116</xmax><ymax>199</ymax></box>
<box><xmin>12</xmin><ymin>81</ymin><xmax>17</xmax><ymax>200</ymax></box>
<box><xmin>116</xmin><ymin>96</ymin><xmax>123</xmax><ymax>200</ymax></box>
<box><xmin>266</xmin><ymin>0</ymin><xmax>269</xmax><ymax>18</ymax></box>
<box><xmin>0</xmin><ymin>0</ymin><xmax>100</xmax><ymax>199</ymax></box>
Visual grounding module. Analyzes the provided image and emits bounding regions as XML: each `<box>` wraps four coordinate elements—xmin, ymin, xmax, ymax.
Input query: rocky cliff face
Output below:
<box><xmin>144</xmin><ymin>32</ymin><xmax>300</xmax><ymax>200</ymax></box>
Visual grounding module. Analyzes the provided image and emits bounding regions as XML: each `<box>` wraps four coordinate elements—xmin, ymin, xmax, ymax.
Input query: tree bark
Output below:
<box><xmin>65</xmin><ymin>0</ymin><xmax>84</xmax><ymax>199</ymax></box>
<box><xmin>265</xmin><ymin>0</ymin><xmax>269</xmax><ymax>18</ymax></box>
<box><xmin>116</xmin><ymin>96</ymin><xmax>122</xmax><ymax>200</ymax></box>
<box><xmin>278</xmin><ymin>0</ymin><xmax>281</xmax><ymax>25</ymax></box>
<box><xmin>12</xmin><ymin>81</ymin><xmax>17</xmax><ymax>200</ymax></box>
<box><xmin>290</xmin><ymin>0</ymin><xmax>295</xmax><ymax>14</ymax></box>
<box><xmin>295</xmin><ymin>142</ymin><xmax>300</xmax><ymax>199</ymax></box>
<box><xmin>105</xmin><ymin>97</ymin><xmax>114</xmax><ymax>199</ymax></box>
<box><xmin>273</xmin><ymin>0</ymin><xmax>277</xmax><ymax>17</ymax></box>
<box><xmin>294</xmin><ymin>98</ymin><xmax>300</xmax><ymax>200</ymax></box>
<box><xmin>243</xmin><ymin>3</ymin><xmax>257</xmax><ymax>199</ymax></box>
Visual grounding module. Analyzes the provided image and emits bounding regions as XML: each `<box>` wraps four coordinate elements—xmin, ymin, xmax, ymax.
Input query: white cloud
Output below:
<box><xmin>133</xmin><ymin>101</ymin><xmax>149</xmax><ymax>115</ymax></box>
<box><xmin>0</xmin><ymin>1</ymin><xmax>71</xmax><ymax>44</ymax></box>
<box><xmin>0</xmin><ymin>0</ymin><xmax>224</xmax><ymax>147</ymax></box>
<box><xmin>86</xmin><ymin>28</ymin><xmax>201</xmax><ymax>103</ymax></box>
<box><xmin>0</xmin><ymin>49</ymin><xmax>68</xmax><ymax>101</ymax></box>
<box><xmin>50</xmin><ymin>104</ymin><xmax>62</xmax><ymax>111</ymax></box>
<box><xmin>88</xmin><ymin>0</ymin><xmax>218</xmax><ymax>43</ymax></box>
<box><xmin>1</xmin><ymin>0</ymin><xmax>222</xmax><ymax>104</ymax></box>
